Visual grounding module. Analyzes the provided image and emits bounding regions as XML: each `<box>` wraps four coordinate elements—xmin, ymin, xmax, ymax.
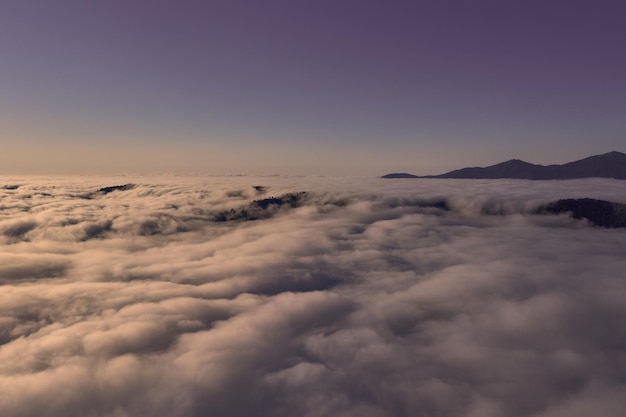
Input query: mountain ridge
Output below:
<box><xmin>383</xmin><ymin>151</ymin><xmax>626</xmax><ymax>180</ymax></box>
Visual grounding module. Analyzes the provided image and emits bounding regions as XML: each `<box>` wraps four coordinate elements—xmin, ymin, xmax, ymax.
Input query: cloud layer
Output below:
<box><xmin>1</xmin><ymin>175</ymin><xmax>626</xmax><ymax>417</ymax></box>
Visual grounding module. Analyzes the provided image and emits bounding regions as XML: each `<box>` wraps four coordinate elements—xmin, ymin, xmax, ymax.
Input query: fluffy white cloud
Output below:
<box><xmin>0</xmin><ymin>175</ymin><xmax>625</xmax><ymax>416</ymax></box>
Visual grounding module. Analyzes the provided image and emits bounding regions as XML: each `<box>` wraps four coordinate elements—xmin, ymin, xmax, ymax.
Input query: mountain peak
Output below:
<box><xmin>598</xmin><ymin>151</ymin><xmax>626</xmax><ymax>160</ymax></box>
<box><xmin>496</xmin><ymin>159</ymin><xmax>535</xmax><ymax>166</ymax></box>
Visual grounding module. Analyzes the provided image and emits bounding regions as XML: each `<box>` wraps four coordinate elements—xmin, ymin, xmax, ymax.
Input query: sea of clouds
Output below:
<box><xmin>1</xmin><ymin>175</ymin><xmax>625</xmax><ymax>417</ymax></box>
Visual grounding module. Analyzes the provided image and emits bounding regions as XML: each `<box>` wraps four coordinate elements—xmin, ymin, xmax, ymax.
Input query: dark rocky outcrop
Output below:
<box><xmin>251</xmin><ymin>193</ymin><xmax>304</xmax><ymax>209</ymax></box>
<box><xmin>77</xmin><ymin>184</ymin><xmax>136</xmax><ymax>199</ymax></box>
<box><xmin>214</xmin><ymin>192</ymin><xmax>308</xmax><ymax>222</ymax></box>
<box><xmin>98</xmin><ymin>184</ymin><xmax>135</xmax><ymax>194</ymax></box>
<box><xmin>252</xmin><ymin>185</ymin><xmax>267</xmax><ymax>193</ymax></box>
<box><xmin>537</xmin><ymin>198</ymin><xmax>626</xmax><ymax>228</ymax></box>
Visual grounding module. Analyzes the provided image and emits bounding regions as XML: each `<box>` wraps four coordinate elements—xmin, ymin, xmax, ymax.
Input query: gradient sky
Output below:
<box><xmin>1</xmin><ymin>0</ymin><xmax>625</xmax><ymax>175</ymax></box>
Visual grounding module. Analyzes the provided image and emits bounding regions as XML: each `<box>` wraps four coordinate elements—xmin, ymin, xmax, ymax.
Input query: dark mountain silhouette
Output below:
<box><xmin>381</xmin><ymin>173</ymin><xmax>419</xmax><ymax>179</ymax></box>
<box><xmin>553</xmin><ymin>151</ymin><xmax>626</xmax><ymax>179</ymax></box>
<box><xmin>383</xmin><ymin>151</ymin><xmax>626</xmax><ymax>180</ymax></box>
<box><xmin>437</xmin><ymin>159</ymin><xmax>543</xmax><ymax>179</ymax></box>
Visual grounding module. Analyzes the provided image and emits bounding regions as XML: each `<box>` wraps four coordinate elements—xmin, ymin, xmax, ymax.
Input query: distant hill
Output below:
<box><xmin>381</xmin><ymin>173</ymin><xmax>419</xmax><ymax>179</ymax></box>
<box><xmin>382</xmin><ymin>151</ymin><xmax>626</xmax><ymax>180</ymax></box>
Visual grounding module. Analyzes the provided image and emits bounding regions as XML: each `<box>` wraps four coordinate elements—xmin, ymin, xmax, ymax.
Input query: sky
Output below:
<box><xmin>1</xmin><ymin>0</ymin><xmax>625</xmax><ymax>175</ymax></box>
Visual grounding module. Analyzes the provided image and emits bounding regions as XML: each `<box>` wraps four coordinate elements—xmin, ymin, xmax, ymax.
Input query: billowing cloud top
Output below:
<box><xmin>1</xmin><ymin>175</ymin><xmax>626</xmax><ymax>417</ymax></box>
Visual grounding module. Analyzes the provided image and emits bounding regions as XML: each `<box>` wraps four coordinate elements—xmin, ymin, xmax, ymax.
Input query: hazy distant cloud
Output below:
<box><xmin>0</xmin><ymin>176</ymin><xmax>625</xmax><ymax>416</ymax></box>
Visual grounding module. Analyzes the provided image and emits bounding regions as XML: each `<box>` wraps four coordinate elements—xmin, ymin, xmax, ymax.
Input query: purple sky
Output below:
<box><xmin>1</xmin><ymin>0</ymin><xmax>625</xmax><ymax>175</ymax></box>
